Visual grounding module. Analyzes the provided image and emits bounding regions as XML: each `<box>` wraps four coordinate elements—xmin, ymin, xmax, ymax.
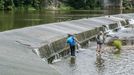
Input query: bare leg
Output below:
<box><xmin>97</xmin><ymin>44</ymin><xmax>102</xmax><ymax>56</ymax></box>
<box><xmin>99</xmin><ymin>44</ymin><xmax>102</xmax><ymax>54</ymax></box>
<box><xmin>96</xmin><ymin>44</ymin><xmax>99</xmax><ymax>56</ymax></box>
<box><xmin>97</xmin><ymin>44</ymin><xmax>100</xmax><ymax>52</ymax></box>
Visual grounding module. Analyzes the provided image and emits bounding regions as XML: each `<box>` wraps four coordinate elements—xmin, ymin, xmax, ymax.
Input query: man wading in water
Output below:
<box><xmin>96</xmin><ymin>31</ymin><xmax>105</xmax><ymax>56</ymax></box>
<box><xmin>66</xmin><ymin>34</ymin><xmax>80</xmax><ymax>56</ymax></box>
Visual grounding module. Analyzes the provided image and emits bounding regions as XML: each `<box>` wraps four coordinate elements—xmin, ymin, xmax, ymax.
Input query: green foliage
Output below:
<box><xmin>0</xmin><ymin>0</ymin><xmax>41</xmax><ymax>10</ymax></box>
<box><xmin>0</xmin><ymin>0</ymin><xmax>4</xmax><ymax>10</ymax></box>
<box><xmin>1</xmin><ymin>0</ymin><xmax>14</xmax><ymax>10</ymax></box>
<box><xmin>123</xmin><ymin>0</ymin><xmax>133</xmax><ymax>9</ymax></box>
<box><xmin>59</xmin><ymin>3</ymin><xmax>73</xmax><ymax>10</ymax></box>
<box><xmin>65</xmin><ymin>0</ymin><xmax>101</xmax><ymax>10</ymax></box>
<box><xmin>113</xmin><ymin>39</ymin><xmax>122</xmax><ymax>50</ymax></box>
<box><xmin>65</xmin><ymin>0</ymin><xmax>85</xmax><ymax>9</ymax></box>
<box><xmin>0</xmin><ymin>0</ymin><xmax>133</xmax><ymax>10</ymax></box>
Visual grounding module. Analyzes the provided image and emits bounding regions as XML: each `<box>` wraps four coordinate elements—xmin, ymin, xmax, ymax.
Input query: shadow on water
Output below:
<box><xmin>69</xmin><ymin>56</ymin><xmax>79</xmax><ymax>75</ymax></box>
<box><xmin>113</xmin><ymin>49</ymin><xmax>121</xmax><ymax>60</ymax></box>
<box><xmin>96</xmin><ymin>54</ymin><xmax>105</xmax><ymax>75</ymax></box>
<box><xmin>70</xmin><ymin>56</ymin><xmax>76</xmax><ymax>65</ymax></box>
<box><xmin>95</xmin><ymin>46</ymin><xmax>122</xmax><ymax>75</ymax></box>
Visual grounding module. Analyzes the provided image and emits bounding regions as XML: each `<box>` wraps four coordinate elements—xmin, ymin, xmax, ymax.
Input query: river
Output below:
<box><xmin>0</xmin><ymin>9</ymin><xmax>134</xmax><ymax>32</ymax></box>
<box><xmin>0</xmin><ymin>9</ymin><xmax>134</xmax><ymax>75</ymax></box>
<box><xmin>51</xmin><ymin>42</ymin><xmax>134</xmax><ymax>75</ymax></box>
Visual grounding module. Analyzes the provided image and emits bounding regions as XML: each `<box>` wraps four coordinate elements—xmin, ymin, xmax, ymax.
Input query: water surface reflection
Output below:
<box><xmin>0</xmin><ymin>9</ymin><xmax>134</xmax><ymax>31</ymax></box>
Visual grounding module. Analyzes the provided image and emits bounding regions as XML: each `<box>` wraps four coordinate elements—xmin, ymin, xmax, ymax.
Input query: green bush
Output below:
<box><xmin>113</xmin><ymin>39</ymin><xmax>122</xmax><ymax>50</ymax></box>
<box><xmin>59</xmin><ymin>4</ymin><xmax>73</xmax><ymax>10</ymax></box>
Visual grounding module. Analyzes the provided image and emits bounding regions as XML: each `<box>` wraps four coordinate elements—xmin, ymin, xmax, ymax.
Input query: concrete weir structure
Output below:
<box><xmin>0</xmin><ymin>14</ymin><xmax>130</xmax><ymax>75</ymax></box>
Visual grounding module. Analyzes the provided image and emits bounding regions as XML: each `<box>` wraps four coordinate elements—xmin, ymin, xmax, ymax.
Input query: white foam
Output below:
<box><xmin>34</xmin><ymin>48</ymin><xmax>40</xmax><ymax>57</ymax></box>
<box><xmin>52</xmin><ymin>59</ymin><xmax>62</xmax><ymax>63</ymax></box>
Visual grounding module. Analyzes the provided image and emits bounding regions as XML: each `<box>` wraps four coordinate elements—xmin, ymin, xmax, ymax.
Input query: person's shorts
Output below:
<box><xmin>97</xmin><ymin>41</ymin><xmax>103</xmax><ymax>45</ymax></box>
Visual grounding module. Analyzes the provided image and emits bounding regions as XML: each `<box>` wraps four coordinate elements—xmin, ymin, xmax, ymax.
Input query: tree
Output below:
<box><xmin>65</xmin><ymin>0</ymin><xmax>100</xmax><ymax>9</ymax></box>
<box><xmin>65</xmin><ymin>0</ymin><xmax>85</xmax><ymax>9</ymax></box>
<box><xmin>0</xmin><ymin>0</ymin><xmax>115</xmax><ymax>10</ymax></box>
<box><xmin>0</xmin><ymin>0</ymin><xmax>4</xmax><ymax>9</ymax></box>
<box><xmin>123</xmin><ymin>0</ymin><xmax>132</xmax><ymax>9</ymax></box>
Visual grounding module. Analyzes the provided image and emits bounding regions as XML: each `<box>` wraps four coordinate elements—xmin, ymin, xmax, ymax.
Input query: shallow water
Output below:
<box><xmin>51</xmin><ymin>42</ymin><xmax>134</xmax><ymax>75</ymax></box>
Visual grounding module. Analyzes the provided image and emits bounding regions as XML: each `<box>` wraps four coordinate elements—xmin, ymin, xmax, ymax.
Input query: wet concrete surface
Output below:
<box><xmin>51</xmin><ymin>43</ymin><xmax>134</xmax><ymax>75</ymax></box>
<box><xmin>0</xmin><ymin>38</ymin><xmax>61</xmax><ymax>75</ymax></box>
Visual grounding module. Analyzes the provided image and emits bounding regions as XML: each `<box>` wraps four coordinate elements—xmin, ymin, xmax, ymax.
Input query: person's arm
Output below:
<box><xmin>103</xmin><ymin>33</ymin><xmax>105</xmax><ymax>42</ymax></box>
<box><xmin>64</xmin><ymin>39</ymin><xmax>69</xmax><ymax>50</ymax></box>
<box><xmin>74</xmin><ymin>36</ymin><xmax>81</xmax><ymax>49</ymax></box>
<box><xmin>74</xmin><ymin>37</ymin><xmax>80</xmax><ymax>44</ymax></box>
<box><xmin>96</xmin><ymin>35</ymin><xmax>99</xmax><ymax>42</ymax></box>
<box><xmin>65</xmin><ymin>43</ymin><xmax>69</xmax><ymax>49</ymax></box>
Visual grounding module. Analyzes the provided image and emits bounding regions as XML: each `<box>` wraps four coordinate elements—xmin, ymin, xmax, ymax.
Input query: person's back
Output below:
<box><xmin>67</xmin><ymin>35</ymin><xmax>76</xmax><ymax>46</ymax></box>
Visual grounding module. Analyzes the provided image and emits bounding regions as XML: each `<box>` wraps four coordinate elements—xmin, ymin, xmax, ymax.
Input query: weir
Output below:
<box><xmin>0</xmin><ymin>14</ymin><xmax>133</xmax><ymax>75</ymax></box>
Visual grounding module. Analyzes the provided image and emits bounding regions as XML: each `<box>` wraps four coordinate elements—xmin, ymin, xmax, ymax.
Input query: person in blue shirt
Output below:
<box><xmin>66</xmin><ymin>34</ymin><xmax>80</xmax><ymax>56</ymax></box>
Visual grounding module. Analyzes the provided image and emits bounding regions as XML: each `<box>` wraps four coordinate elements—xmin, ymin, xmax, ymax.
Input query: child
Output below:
<box><xmin>96</xmin><ymin>31</ymin><xmax>105</xmax><ymax>55</ymax></box>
